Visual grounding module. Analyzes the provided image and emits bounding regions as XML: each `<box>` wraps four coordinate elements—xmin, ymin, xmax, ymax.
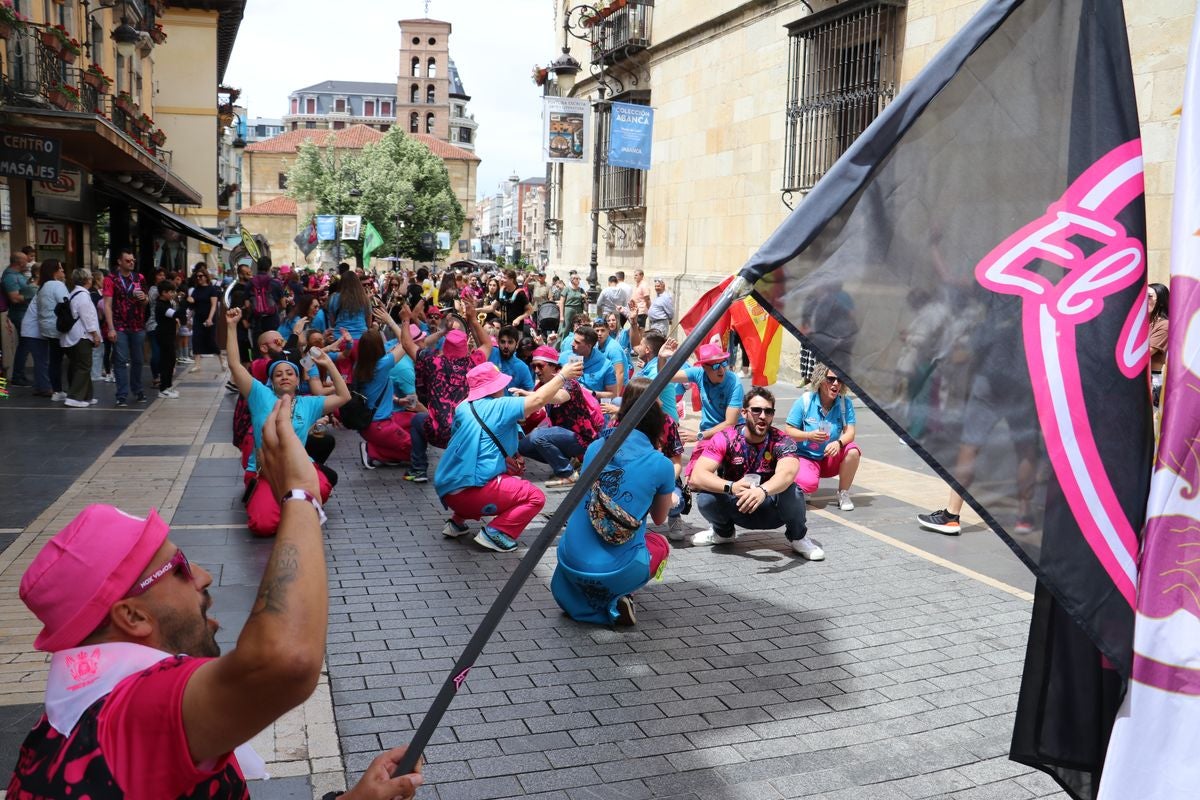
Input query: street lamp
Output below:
<box><xmin>112</xmin><ymin>16</ymin><xmax>141</xmax><ymax>58</ymax></box>
<box><xmin>80</xmin><ymin>0</ymin><xmax>119</xmax><ymax>61</ymax></box>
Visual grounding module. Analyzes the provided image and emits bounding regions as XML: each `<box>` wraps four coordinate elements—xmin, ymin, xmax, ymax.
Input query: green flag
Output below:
<box><xmin>362</xmin><ymin>222</ymin><xmax>384</xmax><ymax>261</ymax></box>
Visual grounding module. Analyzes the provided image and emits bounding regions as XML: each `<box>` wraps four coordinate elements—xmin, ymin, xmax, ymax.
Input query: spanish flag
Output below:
<box><xmin>679</xmin><ymin>276</ymin><xmax>782</xmax><ymax>386</ymax></box>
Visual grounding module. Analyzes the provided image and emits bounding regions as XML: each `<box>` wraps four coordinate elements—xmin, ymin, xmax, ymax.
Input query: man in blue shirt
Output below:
<box><xmin>488</xmin><ymin>325</ymin><xmax>534</xmax><ymax>391</ymax></box>
<box><xmin>593</xmin><ymin>317</ymin><xmax>629</xmax><ymax>394</ymax></box>
<box><xmin>637</xmin><ymin>330</ymin><xmax>680</xmax><ymax>421</ymax></box>
<box><xmin>558</xmin><ymin>326</ymin><xmax>617</xmax><ymax>397</ymax></box>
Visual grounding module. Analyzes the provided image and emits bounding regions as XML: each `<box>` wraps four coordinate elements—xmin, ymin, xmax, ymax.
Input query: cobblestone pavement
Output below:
<box><xmin>0</xmin><ymin>364</ymin><xmax>1069</xmax><ymax>799</ymax></box>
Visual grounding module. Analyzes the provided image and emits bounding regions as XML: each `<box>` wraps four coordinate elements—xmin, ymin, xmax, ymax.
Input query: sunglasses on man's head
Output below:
<box><xmin>124</xmin><ymin>550</ymin><xmax>195</xmax><ymax>598</ymax></box>
<box><xmin>746</xmin><ymin>406</ymin><xmax>775</xmax><ymax>416</ymax></box>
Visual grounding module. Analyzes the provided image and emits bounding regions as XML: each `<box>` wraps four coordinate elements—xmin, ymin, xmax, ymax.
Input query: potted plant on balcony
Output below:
<box><xmin>82</xmin><ymin>63</ymin><xmax>112</xmax><ymax>93</ymax></box>
<box><xmin>583</xmin><ymin>0</ymin><xmax>626</xmax><ymax>27</ymax></box>
<box><xmin>531</xmin><ymin>65</ymin><xmax>548</xmax><ymax>87</ymax></box>
<box><xmin>115</xmin><ymin>91</ymin><xmax>135</xmax><ymax>114</ymax></box>
<box><xmin>0</xmin><ymin>1</ymin><xmax>27</xmax><ymax>41</ymax></box>
<box><xmin>150</xmin><ymin>127</ymin><xmax>166</xmax><ymax>147</ymax></box>
<box><xmin>149</xmin><ymin>23</ymin><xmax>166</xmax><ymax>44</ymax></box>
<box><xmin>47</xmin><ymin>81</ymin><xmax>80</xmax><ymax>111</ymax></box>
<box><xmin>138</xmin><ymin>112</ymin><xmax>154</xmax><ymax>132</ymax></box>
<box><xmin>44</xmin><ymin>24</ymin><xmax>81</xmax><ymax>63</ymax></box>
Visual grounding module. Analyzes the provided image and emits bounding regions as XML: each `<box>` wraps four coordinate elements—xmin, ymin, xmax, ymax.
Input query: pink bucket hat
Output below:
<box><xmin>530</xmin><ymin>345</ymin><xmax>561</xmax><ymax>365</ymax></box>
<box><xmin>21</xmin><ymin>505</ymin><xmax>168</xmax><ymax>653</ymax></box>
<box><xmin>443</xmin><ymin>329</ymin><xmax>469</xmax><ymax>359</ymax></box>
<box><xmin>465</xmin><ymin>362</ymin><xmax>512</xmax><ymax>402</ymax></box>
<box><xmin>409</xmin><ymin>324</ymin><xmax>426</xmax><ymax>343</ymax></box>
<box><xmin>694</xmin><ymin>342</ymin><xmax>731</xmax><ymax>366</ymax></box>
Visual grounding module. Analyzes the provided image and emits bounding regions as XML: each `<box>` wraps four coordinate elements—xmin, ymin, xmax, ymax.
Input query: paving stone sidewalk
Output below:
<box><xmin>316</xmin><ymin>437</ymin><xmax>1068</xmax><ymax>800</ymax></box>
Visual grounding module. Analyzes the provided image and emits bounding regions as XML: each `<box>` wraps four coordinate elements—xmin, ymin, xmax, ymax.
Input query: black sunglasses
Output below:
<box><xmin>746</xmin><ymin>406</ymin><xmax>775</xmax><ymax>416</ymax></box>
<box><xmin>824</xmin><ymin>375</ymin><xmax>842</xmax><ymax>384</ymax></box>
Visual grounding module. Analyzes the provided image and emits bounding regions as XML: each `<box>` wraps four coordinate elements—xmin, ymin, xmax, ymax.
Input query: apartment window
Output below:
<box><xmin>426</xmin><ymin>84</ymin><xmax>435</xmax><ymax>104</ymax></box>
<box><xmin>365</xmin><ymin>100</ymin><xmax>375</xmax><ymax>116</ymax></box>
<box><xmin>333</xmin><ymin>121</ymin><xmax>345</xmax><ymax>130</ymax></box>
<box><xmin>305</xmin><ymin>97</ymin><xmax>315</xmax><ymax>114</ymax></box>
<box><xmin>380</xmin><ymin>124</ymin><xmax>391</xmax><ymax>132</ymax></box>
<box><xmin>335</xmin><ymin>98</ymin><xmax>346</xmax><ymax>112</ymax></box>
<box><xmin>411</xmin><ymin>57</ymin><xmax>421</xmax><ymax>77</ymax></box>
<box><xmin>290</xmin><ymin>97</ymin><xmax>298</xmax><ymax>114</ymax></box>
<box><xmin>410</xmin><ymin>112</ymin><xmax>419</xmax><ymax>133</ymax></box>
<box><xmin>425</xmin><ymin>112</ymin><xmax>435</xmax><ymax>134</ymax></box>
<box><xmin>459</xmin><ymin>128</ymin><xmax>472</xmax><ymax>144</ymax></box>
<box><xmin>596</xmin><ymin>98</ymin><xmax>648</xmax><ymax>211</ymax></box>
<box><xmin>278</xmin><ymin>173</ymin><xmax>288</xmax><ymax>190</ymax></box>
<box><xmin>427</xmin><ymin>57</ymin><xmax>437</xmax><ymax>78</ymax></box>
<box><xmin>783</xmin><ymin>0</ymin><xmax>904</xmax><ymax>195</ymax></box>
<box><xmin>305</xmin><ymin>121</ymin><xmax>316</xmax><ymax>129</ymax></box>
<box><xmin>453</xmin><ymin>104</ymin><xmax>464</xmax><ymax>117</ymax></box>
<box><xmin>381</xmin><ymin>101</ymin><xmax>392</xmax><ymax>116</ymax></box>
<box><xmin>410</xmin><ymin>84</ymin><xmax>419</xmax><ymax>103</ymax></box>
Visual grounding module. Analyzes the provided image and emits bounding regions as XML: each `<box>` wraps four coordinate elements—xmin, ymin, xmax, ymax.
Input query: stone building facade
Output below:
<box><xmin>549</xmin><ymin>0</ymin><xmax>1189</xmax><ymax>336</ymax></box>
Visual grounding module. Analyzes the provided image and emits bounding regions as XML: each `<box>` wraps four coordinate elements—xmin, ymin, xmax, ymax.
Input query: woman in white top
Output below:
<box><xmin>32</xmin><ymin>260</ymin><xmax>67</xmax><ymax>398</ymax></box>
<box><xmin>59</xmin><ymin>268</ymin><xmax>102</xmax><ymax>407</ymax></box>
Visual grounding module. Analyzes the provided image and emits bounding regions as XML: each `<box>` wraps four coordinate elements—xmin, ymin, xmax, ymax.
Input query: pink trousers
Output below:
<box><xmin>794</xmin><ymin>442</ymin><xmax>861</xmax><ymax>494</ymax></box>
<box><xmin>361</xmin><ymin>411</ymin><xmax>415</xmax><ymax>464</ymax></box>
<box><xmin>645</xmin><ymin>531</ymin><xmax>669</xmax><ymax>577</ymax></box>
<box><xmin>444</xmin><ymin>475</ymin><xmax>546</xmax><ymax>538</ymax></box>
<box><xmin>244</xmin><ymin>464</ymin><xmax>333</xmax><ymax>537</ymax></box>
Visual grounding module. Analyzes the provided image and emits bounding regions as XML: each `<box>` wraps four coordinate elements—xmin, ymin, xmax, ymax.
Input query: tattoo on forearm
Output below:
<box><xmin>251</xmin><ymin>544</ymin><xmax>300</xmax><ymax>615</ymax></box>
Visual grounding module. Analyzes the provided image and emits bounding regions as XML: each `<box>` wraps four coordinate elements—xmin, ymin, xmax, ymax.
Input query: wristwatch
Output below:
<box><xmin>724</xmin><ymin>481</ymin><xmax>733</xmax><ymax>495</ymax></box>
<box><xmin>282</xmin><ymin>488</ymin><xmax>327</xmax><ymax>525</ymax></box>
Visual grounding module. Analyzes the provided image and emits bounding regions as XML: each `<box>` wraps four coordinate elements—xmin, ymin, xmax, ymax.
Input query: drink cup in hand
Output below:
<box><xmin>817</xmin><ymin>420</ymin><xmax>833</xmax><ymax>436</ymax></box>
<box><xmin>743</xmin><ymin>473</ymin><xmax>761</xmax><ymax>488</ymax></box>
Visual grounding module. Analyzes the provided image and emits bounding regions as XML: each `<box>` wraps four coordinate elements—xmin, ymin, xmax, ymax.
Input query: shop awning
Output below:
<box><xmin>97</xmin><ymin>180</ymin><xmax>224</xmax><ymax>248</ymax></box>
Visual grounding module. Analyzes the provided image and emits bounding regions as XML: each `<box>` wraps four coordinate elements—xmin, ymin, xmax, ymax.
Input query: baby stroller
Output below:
<box><xmin>537</xmin><ymin>300</ymin><xmax>560</xmax><ymax>337</ymax></box>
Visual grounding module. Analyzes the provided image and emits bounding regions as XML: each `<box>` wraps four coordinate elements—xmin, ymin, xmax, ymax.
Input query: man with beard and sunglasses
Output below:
<box><xmin>10</xmin><ymin>398</ymin><xmax>424</xmax><ymax>799</ymax></box>
<box><xmin>689</xmin><ymin>386</ymin><xmax>824</xmax><ymax>560</ymax></box>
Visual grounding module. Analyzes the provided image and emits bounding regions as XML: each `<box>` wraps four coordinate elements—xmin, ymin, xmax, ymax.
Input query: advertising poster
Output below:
<box><xmin>316</xmin><ymin>215</ymin><xmax>337</xmax><ymax>241</ymax></box>
<box><xmin>544</xmin><ymin>96</ymin><xmax>590</xmax><ymax>164</ymax></box>
<box><xmin>608</xmin><ymin>102</ymin><xmax>654</xmax><ymax>170</ymax></box>
<box><xmin>341</xmin><ymin>215</ymin><xmax>362</xmax><ymax>241</ymax></box>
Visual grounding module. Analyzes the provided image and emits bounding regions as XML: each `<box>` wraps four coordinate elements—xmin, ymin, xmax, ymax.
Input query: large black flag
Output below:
<box><xmin>741</xmin><ymin>1</ymin><xmax>1151</xmax><ymax>796</ymax></box>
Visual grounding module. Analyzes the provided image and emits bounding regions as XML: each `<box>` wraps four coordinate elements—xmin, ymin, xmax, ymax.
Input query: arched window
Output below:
<box><xmin>426</xmin><ymin>84</ymin><xmax>435</xmax><ymax>104</ymax></box>
<box><xmin>411</xmin><ymin>56</ymin><xmax>420</xmax><ymax>77</ymax></box>
<box><xmin>410</xmin><ymin>83</ymin><xmax>419</xmax><ymax>103</ymax></box>
<box><xmin>425</xmin><ymin>112</ymin><xmax>435</xmax><ymax>134</ymax></box>
<box><xmin>427</xmin><ymin>57</ymin><xmax>437</xmax><ymax>78</ymax></box>
<box><xmin>409</xmin><ymin>112</ymin><xmax>419</xmax><ymax>133</ymax></box>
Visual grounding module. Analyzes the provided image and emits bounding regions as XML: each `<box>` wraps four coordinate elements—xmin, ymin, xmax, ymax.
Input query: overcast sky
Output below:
<box><xmin>224</xmin><ymin>0</ymin><xmax>556</xmax><ymax>200</ymax></box>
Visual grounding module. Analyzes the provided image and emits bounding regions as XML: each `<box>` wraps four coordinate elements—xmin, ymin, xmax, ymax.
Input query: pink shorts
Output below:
<box><xmin>794</xmin><ymin>442</ymin><xmax>860</xmax><ymax>494</ymax></box>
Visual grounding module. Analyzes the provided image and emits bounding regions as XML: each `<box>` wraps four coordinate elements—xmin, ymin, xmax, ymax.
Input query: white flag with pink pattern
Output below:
<box><xmin>1100</xmin><ymin>9</ymin><xmax>1200</xmax><ymax>799</ymax></box>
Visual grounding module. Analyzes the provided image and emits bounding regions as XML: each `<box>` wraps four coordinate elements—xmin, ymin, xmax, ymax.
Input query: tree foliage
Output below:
<box><xmin>287</xmin><ymin>128</ymin><xmax>465</xmax><ymax>265</ymax></box>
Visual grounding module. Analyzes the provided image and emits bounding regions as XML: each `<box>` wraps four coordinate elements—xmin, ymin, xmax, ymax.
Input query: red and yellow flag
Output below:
<box><xmin>679</xmin><ymin>276</ymin><xmax>781</xmax><ymax>386</ymax></box>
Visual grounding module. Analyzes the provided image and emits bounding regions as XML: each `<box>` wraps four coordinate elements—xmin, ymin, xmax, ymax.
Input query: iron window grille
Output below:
<box><xmin>783</xmin><ymin>0</ymin><xmax>904</xmax><ymax>199</ymax></box>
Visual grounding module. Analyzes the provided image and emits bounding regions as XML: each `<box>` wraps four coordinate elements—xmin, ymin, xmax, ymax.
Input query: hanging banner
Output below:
<box><xmin>544</xmin><ymin>96</ymin><xmax>589</xmax><ymax>164</ymax></box>
<box><xmin>607</xmin><ymin>102</ymin><xmax>654</xmax><ymax>170</ymax></box>
<box><xmin>315</xmin><ymin>214</ymin><xmax>337</xmax><ymax>241</ymax></box>
<box><xmin>341</xmin><ymin>215</ymin><xmax>362</xmax><ymax>241</ymax></box>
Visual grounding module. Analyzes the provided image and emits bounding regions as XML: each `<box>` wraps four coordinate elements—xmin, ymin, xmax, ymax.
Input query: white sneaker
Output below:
<box><xmin>88</xmin><ymin>398</ymin><xmax>98</xmax><ymax>405</ymax></box>
<box><xmin>692</xmin><ymin>528</ymin><xmax>738</xmax><ymax>546</ymax></box>
<box><xmin>791</xmin><ymin>537</ymin><xmax>825</xmax><ymax>560</ymax></box>
<box><xmin>51</xmin><ymin>391</ymin><xmax>67</xmax><ymax>401</ymax></box>
<box><xmin>63</xmin><ymin>398</ymin><xmax>90</xmax><ymax>408</ymax></box>
<box><xmin>667</xmin><ymin>516</ymin><xmax>685</xmax><ymax>541</ymax></box>
<box><xmin>837</xmin><ymin>490</ymin><xmax>854</xmax><ymax>511</ymax></box>
<box><xmin>442</xmin><ymin>519</ymin><xmax>471</xmax><ymax>538</ymax></box>
<box><xmin>159</xmin><ymin>388</ymin><xmax>179</xmax><ymax>398</ymax></box>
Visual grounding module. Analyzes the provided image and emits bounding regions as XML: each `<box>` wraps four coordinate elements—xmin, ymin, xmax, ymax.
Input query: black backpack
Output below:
<box><xmin>339</xmin><ymin>374</ymin><xmax>388</xmax><ymax>432</ymax></box>
<box><xmin>55</xmin><ymin>290</ymin><xmax>82</xmax><ymax>334</ymax></box>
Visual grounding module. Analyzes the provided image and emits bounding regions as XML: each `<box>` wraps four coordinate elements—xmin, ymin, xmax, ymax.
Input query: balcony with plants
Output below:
<box><xmin>584</xmin><ymin>0</ymin><xmax>653</xmax><ymax>65</ymax></box>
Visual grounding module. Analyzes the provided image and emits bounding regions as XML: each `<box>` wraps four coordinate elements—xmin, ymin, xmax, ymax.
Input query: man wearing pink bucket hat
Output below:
<box><xmin>435</xmin><ymin>358</ymin><xmax>583</xmax><ymax>551</ymax></box>
<box><xmin>8</xmin><ymin>399</ymin><xmax>424</xmax><ymax>799</ymax></box>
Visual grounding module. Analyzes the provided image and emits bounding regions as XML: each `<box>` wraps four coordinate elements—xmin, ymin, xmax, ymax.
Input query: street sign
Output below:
<box><xmin>0</xmin><ymin>133</ymin><xmax>61</xmax><ymax>181</ymax></box>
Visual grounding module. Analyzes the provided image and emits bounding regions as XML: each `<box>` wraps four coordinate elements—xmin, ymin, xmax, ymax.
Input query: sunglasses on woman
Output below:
<box><xmin>825</xmin><ymin>375</ymin><xmax>842</xmax><ymax>385</ymax></box>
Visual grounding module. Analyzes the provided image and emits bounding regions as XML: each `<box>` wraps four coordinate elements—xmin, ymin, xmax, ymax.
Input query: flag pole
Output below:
<box><xmin>393</xmin><ymin>275</ymin><xmax>753</xmax><ymax>776</ymax></box>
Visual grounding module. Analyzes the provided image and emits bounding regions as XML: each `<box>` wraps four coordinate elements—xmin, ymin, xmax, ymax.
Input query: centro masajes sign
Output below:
<box><xmin>0</xmin><ymin>133</ymin><xmax>61</xmax><ymax>180</ymax></box>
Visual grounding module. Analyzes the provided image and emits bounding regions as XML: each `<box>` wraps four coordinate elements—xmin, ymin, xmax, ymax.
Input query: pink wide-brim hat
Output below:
<box><xmin>530</xmin><ymin>345</ymin><xmax>560</xmax><ymax>364</ymax></box>
<box><xmin>21</xmin><ymin>505</ymin><xmax>168</xmax><ymax>653</ymax></box>
<box><xmin>694</xmin><ymin>342</ymin><xmax>731</xmax><ymax>366</ymax></box>
<box><xmin>443</xmin><ymin>329</ymin><xmax>469</xmax><ymax>359</ymax></box>
<box><xmin>465</xmin><ymin>362</ymin><xmax>513</xmax><ymax>402</ymax></box>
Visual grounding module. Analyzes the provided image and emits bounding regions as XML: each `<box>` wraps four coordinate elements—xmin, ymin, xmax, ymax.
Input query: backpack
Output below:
<box><xmin>339</xmin><ymin>374</ymin><xmax>388</xmax><ymax>432</ymax></box>
<box><xmin>251</xmin><ymin>275</ymin><xmax>275</xmax><ymax>317</ymax></box>
<box><xmin>55</xmin><ymin>290</ymin><xmax>81</xmax><ymax>334</ymax></box>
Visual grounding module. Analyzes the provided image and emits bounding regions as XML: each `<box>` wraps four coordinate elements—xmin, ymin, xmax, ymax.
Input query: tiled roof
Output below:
<box><xmin>239</xmin><ymin>196</ymin><xmax>298</xmax><ymax>216</ymax></box>
<box><xmin>245</xmin><ymin>125</ymin><xmax>385</xmax><ymax>153</ymax></box>
<box><xmin>410</xmin><ymin>133</ymin><xmax>481</xmax><ymax>162</ymax></box>
<box><xmin>292</xmin><ymin>80</ymin><xmax>398</xmax><ymax>96</ymax></box>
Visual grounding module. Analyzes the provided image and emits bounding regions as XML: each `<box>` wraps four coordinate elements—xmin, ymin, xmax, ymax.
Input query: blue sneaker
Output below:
<box><xmin>474</xmin><ymin>525</ymin><xmax>517</xmax><ymax>552</ymax></box>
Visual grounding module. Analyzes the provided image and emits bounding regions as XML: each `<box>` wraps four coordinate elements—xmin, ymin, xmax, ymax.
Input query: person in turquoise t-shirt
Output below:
<box><xmin>355</xmin><ymin>308</ymin><xmax>419</xmax><ymax>469</ymax></box>
<box><xmin>225</xmin><ymin>308</ymin><xmax>350</xmax><ymax>536</ymax></box>
<box><xmin>558</xmin><ymin>326</ymin><xmax>617</xmax><ymax>397</ymax></box>
<box><xmin>636</xmin><ymin>329</ymin><xmax>679</xmax><ymax>421</ymax></box>
<box><xmin>552</xmin><ymin>376</ymin><xmax>677</xmax><ymax>626</ymax></box>
<box><xmin>435</xmin><ymin>358</ymin><xmax>583</xmax><ymax>552</ymax></box>
<box><xmin>487</xmin><ymin>325</ymin><xmax>534</xmax><ymax>391</ymax></box>
<box><xmin>783</xmin><ymin>362</ymin><xmax>861</xmax><ymax>511</ymax></box>
<box><xmin>593</xmin><ymin>316</ymin><xmax>629</xmax><ymax>394</ymax></box>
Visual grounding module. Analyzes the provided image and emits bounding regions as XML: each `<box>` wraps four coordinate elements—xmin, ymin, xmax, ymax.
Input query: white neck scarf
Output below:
<box><xmin>46</xmin><ymin>642</ymin><xmax>267</xmax><ymax>779</ymax></box>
